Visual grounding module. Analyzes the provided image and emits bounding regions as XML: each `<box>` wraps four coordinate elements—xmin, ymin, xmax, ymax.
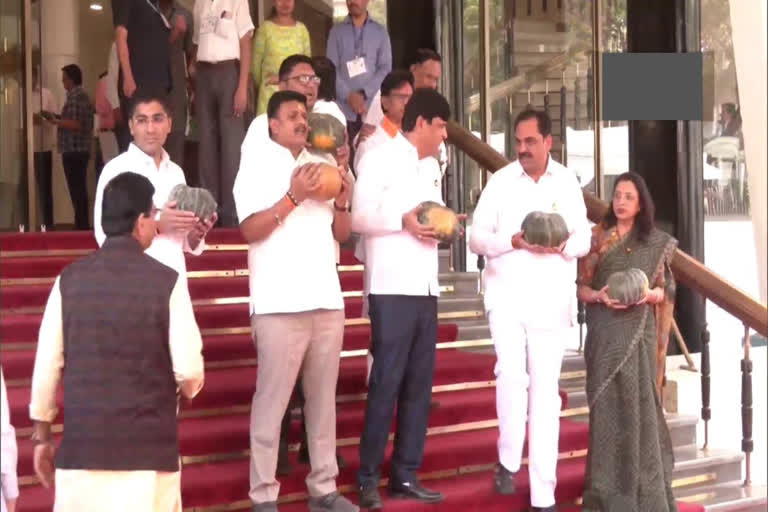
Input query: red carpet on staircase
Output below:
<box><xmin>0</xmin><ymin>229</ymin><xmax>704</xmax><ymax>512</ymax></box>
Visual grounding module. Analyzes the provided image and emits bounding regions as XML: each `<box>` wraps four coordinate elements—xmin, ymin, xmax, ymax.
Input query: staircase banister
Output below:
<box><xmin>446</xmin><ymin>120</ymin><xmax>768</xmax><ymax>338</ymax></box>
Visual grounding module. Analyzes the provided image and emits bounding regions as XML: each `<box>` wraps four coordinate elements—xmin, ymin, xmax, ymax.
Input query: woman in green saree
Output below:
<box><xmin>577</xmin><ymin>172</ymin><xmax>679</xmax><ymax>511</ymax></box>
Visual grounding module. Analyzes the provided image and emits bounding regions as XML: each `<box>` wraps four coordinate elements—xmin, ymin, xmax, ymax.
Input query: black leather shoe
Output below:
<box><xmin>358</xmin><ymin>486</ymin><xmax>382</xmax><ymax>509</ymax></box>
<box><xmin>531</xmin><ymin>507</ymin><xmax>557</xmax><ymax>512</ymax></box>
<box><xmin>494</xmin><ymin>463</ymin><xmax>516</xmax><ymax>495</ymax></box>
<box><xmin>388</xmin><ymin>480</ymin><xmax>444</xmax><ymax>503</ymax></box>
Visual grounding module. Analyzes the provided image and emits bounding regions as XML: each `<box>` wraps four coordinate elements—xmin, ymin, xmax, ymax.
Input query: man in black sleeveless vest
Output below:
<box><xmin>29</xmin><ymin>172</ymin><xmax>205</xmax><ymax>512</ymax></box>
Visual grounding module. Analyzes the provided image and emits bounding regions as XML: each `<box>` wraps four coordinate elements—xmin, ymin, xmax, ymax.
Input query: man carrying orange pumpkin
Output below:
<box><xmin>234</xmin><ymin>91</ymin><xmax>357</xmax><ymax>512</ymax></box>
<box><xmin>469</xmin><ymin>109</ymin><xmax>591</xmax><ymax>512</ymax></box>
<box><xmin>239</xmin><ymin>53</ymin><xmax>351</xmax><ymax>476</ymax></box>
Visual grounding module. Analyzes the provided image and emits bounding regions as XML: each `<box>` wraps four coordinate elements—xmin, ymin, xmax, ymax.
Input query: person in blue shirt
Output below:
<box><xmin>326</xmin><ymin>0</ymin><xmax>392</xmax><ymax>145</ymax></box>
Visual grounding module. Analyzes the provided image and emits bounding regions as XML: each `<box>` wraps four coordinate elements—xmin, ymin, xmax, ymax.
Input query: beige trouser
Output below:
<box><xmin>248</xmin><ymin>309</ymin><xmax>345</xmax><ymax>504</ymax></box>
<box><xmin>54</xmin><ymin>469</ymin><xmax>181</xmax><ymax>512</ymax></box>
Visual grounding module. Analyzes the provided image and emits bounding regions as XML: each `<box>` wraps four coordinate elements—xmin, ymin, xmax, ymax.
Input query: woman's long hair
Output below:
<box><xmin>312</xmin><ymin>56</ymin><xmax>336</xmax><ymax>102</ymax></box>
<box><xmin>602</xmin><ymin>172</ymin><xmax>655</xmax><ymax>241</ymax></box>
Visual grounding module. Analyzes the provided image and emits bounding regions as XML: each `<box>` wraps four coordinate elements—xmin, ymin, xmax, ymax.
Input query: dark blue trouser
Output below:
<box><xmin>357</xmin><ymin>294</ymin><xmax>438</xmax><ymax>487</ymax></box>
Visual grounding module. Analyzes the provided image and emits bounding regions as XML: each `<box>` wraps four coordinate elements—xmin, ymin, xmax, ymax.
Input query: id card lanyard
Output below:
<box><xmin>353</xmin><ymin>18</ymin><xmax>366</xmax><ymax>58</ymax></box>
<box><xmin>145</xmin><ymin>0</ymin><xmax>171</xmax><ymax>29</ymax></box>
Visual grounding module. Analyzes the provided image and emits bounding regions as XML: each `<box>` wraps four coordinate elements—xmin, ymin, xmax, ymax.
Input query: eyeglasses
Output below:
<box><xmin>286</xmin><ymin>75</ymin><xmax>321</xmax><ymax>85</ymax></box>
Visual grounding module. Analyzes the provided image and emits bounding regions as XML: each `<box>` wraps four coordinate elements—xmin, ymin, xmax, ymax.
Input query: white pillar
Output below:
<box><xmin>41</xmin><ymin>0</ymin><xmax>79</xmax><ymax>226</ymax></box>
<box><xmin>728</xmin><ymin>0</ymin><xmax>767</xmax><ymax>304</ymax></box>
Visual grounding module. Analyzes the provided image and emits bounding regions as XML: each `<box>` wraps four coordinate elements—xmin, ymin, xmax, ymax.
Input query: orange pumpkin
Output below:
<box><xmin>308</xmin><ymin>164</ymin><xmax>343</xmax><ymax>202</ymax></box>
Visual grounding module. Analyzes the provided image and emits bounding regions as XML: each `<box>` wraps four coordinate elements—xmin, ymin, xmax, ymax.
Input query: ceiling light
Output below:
<box><xmin>89</xmin><ymin>2</ymin><xmax>103</xmax><ymax>11</ymax></box>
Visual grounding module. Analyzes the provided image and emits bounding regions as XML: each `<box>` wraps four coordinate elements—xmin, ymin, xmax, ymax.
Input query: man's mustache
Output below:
<box><xmin>519</xmin><ymin>152</ymin><xmax>533</xmax><ymax>159</ymax></box>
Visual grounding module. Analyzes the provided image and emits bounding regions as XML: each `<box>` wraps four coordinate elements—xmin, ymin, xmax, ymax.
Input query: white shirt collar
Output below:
<box><xmin>127</xmin><ymin>142</ymin><xmax>172</xmax><ymax>170</ymax></box>
<box><xmin>516</xmin><ymin>154</ymin><xmax>558</xmax><ymax>179</ymax></box>
<box><xmin>265</xmin><ymin>137</ymin><xmax>309</xmax><ymax>163</ymax></box>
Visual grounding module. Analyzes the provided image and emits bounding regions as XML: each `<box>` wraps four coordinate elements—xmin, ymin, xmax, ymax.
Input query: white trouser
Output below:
<box><xmin>489</xmin><ymin>310</ymin><xmax>566</xmax><ymax>508</ymax></box>
<box><xmin>98</xmin><ymin>131</ymin><xmax>119</xmax><ymax>163</ymax></box>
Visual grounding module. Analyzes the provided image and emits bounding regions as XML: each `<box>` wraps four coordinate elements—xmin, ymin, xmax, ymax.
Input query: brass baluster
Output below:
<box><xmin>700</xmin><ymin>326</ymin><xmax>711</xmax><ymax>449</ymax></box>
<box><xmin>574</xmin><ymin>66</ymin><xmax>581</xmax><ymax>130</ymax></box>
<box><xmin>741</xmin><ymin>323</ymin><xmax>753</xmax><ymax>485</ymax></box>
<box><xmin>560</xmin><ymin>81</ymin><xmax>567</xmax><ymax>166</ymax></box>
<box><xmin>577</xmin><ymin>299</ymin><xmax>585</xmax><ymax>353</ymax></box>
<box><xmin>477</xmin><ymin>255</ymin><xmax>485</xmax><ymax>296</ymax></box>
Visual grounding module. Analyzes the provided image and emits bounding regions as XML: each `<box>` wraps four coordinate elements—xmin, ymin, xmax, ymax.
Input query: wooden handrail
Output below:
<box><xmin>446</xmin><ymin>121</ymin><xmax>768</xmax><ymax>337</ymax></box>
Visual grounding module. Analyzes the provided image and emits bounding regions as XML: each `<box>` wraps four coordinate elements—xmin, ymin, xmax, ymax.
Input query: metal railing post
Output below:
<box><xmin>700</xmin><ymin>325</ymin><xmax>711</xmax><ymax>449</ymax></box>
<box><xmin>741</xmin><ymin>323</ymin><xmax>753</xmax><ymax>485</ymax></box>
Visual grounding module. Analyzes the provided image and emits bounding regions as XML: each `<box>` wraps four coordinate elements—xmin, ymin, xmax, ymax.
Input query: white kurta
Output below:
<box><xmin>1</xmin><ymin>368</ymin><xmax>18</xmax><ymax>512</ymax></box>
<box><xmin>28</xmin><ymin>277</ymin><xmax>204</xmax><ymax>512</ymax></box>
<box><xmin>93</xmin><ymin>144</ymin><xmax>206</xmax><ymax>277</ymax></box>
<box><xmin>469</xmin><ymin>157</ymin><xmax>590</xmax><ymax>508</ymax></box>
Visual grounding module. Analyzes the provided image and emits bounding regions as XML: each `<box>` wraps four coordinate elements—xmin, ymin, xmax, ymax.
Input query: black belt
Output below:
<box><xmin>197</xmin><ymin>59</ymin><xmax>239</xmax><ymax>67</ymax></box>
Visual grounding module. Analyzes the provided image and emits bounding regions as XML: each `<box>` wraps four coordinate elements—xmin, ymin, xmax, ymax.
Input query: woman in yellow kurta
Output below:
<box><xmin>252</xmin><ymin>0</ymin><xmax>311</xmax><ymax>115</ymax></box>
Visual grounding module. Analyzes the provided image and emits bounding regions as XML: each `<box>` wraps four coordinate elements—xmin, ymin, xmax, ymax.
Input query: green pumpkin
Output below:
<box><xmin>307</xmin><ymin>113</ymin><xmax>346</xmax><ymax>152</ymax></box>
<box><xmin>418</xmin><ymin>201</ymin><xmax>460</xmax><ymax>243</ymax></box>
<box><xmin>168</xmin><ymin>184</ymin><xmax>218</xmax><ymax>220</ymax></box>
<box><xmin>606</xmin><ymin>268</ymin><xmax>650</xmax><ymax>305</ymax></box>
<box><xmin>520</xmin><ymin>211</ymin><xmax>569</xmax><ymax>248</ymax></box>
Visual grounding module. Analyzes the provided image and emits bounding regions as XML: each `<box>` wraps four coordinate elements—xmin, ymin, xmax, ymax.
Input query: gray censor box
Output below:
<box><xmin>602</xmin><ymin>53</ymin><xmax>712</xmax><ymax>121</ymax></box>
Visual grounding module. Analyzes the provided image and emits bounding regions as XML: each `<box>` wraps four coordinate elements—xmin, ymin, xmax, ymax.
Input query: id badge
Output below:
<box><xmin>346</xmin><ymin>57</ymin><xmax>367</xmax><ymax>78</ymax></box>
<box><xmin>200</xmin><ymin>15</ymin><xmax>218</xmax><ymax>36</ymax></box>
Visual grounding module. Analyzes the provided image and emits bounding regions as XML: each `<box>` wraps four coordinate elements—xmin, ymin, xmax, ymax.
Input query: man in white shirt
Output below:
<box><xmin>234</xmin><ymin>91</ymin><xmax>357</xmax><ymax>512</ymax></box>
<box><xmin>30</xmin><ymin>172</ymin><xmax>204</xmax><ymax>512</ymax></box>
<box><xmin>31</xmin><ymin>67</ymin><xmax>59</xmax><ymax>229</ymax></box>
<box><xmin>242</xmin><ymin>55</ymin><xmax>348</xmax><ymax>161</ymax></box>
<box><xmin>94</xmin><ymin>92</ymin><xmax>215</xmax><ymax>279</ymax></box>
<box><xmin>192</xmin><ymin>0</ymin><xmax>254</xmax><ymax>227</ymax></box>
<box><xmin>352</xmin><ymin>89</ymin><xmax>450</xmax><ymax>508</ymax></box>
<box><xmin>359</xmin><ymin>49</ymin><xmax>447</xmax><ymax>176</ymax></box>
<box><xmin>1</xmin><ymin>368</ymin><xmax>18</xmax><ymax>512</ymax></box>
<box><xmin>353</xmin><ymin>70</ymin><xmax>413</xmax><ymax>170</ymax></box>
<box><xmin>104</xmin><ymin>41</ymin><xmax>131</xmax><ymax>153</ymax></box>
<box><xmin>351</xmin><ymin>69</ymin><xmax>414</xmax><ymax>385</ymax></box>
<box><xmin>469</xmin><ymin>109</ymin><xmax>591</xmax><ymax>512</ymax></box>
<box><xmin>240</xmin><ymin>55</ymin><xmax>351</xmax><ymax>476</ymax></box>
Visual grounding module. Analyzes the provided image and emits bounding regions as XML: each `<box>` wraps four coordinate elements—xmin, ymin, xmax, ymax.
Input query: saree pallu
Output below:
<box><xmin>581</xmin><ymin>227</ymin><xmax>678</xmax><ymax>512</ymax></box>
